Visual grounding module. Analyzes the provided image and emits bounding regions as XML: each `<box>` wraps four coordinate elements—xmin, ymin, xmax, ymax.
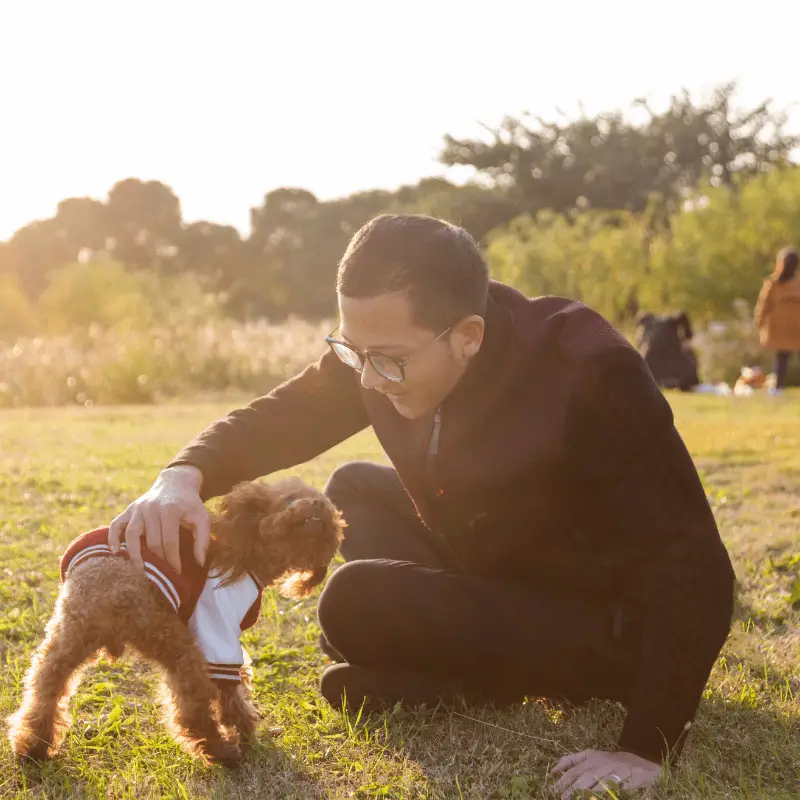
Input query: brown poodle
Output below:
<box><xmin>7</xmin><ymin>477</ymin><xmax>345</xmax><ymax>766</ymax></box>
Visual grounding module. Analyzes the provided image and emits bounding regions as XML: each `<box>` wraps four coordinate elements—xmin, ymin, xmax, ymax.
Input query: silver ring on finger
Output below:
<box><xmin>606</xmin><ymin>773</ymin><xmax>623</xmax><ymax>785</ymax></box>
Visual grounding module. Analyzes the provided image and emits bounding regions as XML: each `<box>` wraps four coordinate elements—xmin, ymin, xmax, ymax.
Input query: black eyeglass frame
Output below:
<box><xmin>324</xmin><ymin>324</ymin><xmax>454</xmax><ymax>383</ymax></box>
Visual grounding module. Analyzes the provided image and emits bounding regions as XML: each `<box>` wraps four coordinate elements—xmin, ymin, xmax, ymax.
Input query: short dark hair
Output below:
<box><xmin>336</xmin><ymin>214</ymin><xmax>489</xmax><ymax>331</ymax></box>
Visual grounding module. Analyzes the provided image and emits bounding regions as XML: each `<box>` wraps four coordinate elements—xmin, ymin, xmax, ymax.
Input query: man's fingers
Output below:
<box><xmin>187</xmin><ymin>508</ymin><xmax>211</xmax><ymax>567</ymax></box>
<box><xmin>160</xmin><ymin>507</ymin><xmax>183</xmax><ymax>573</ymax></box>
<box><xmin>108</xmin><ymin>509</ymin><xmax>131</xmax><ymax>553</ymax></box>
<box><xmin>143</xmin><ymin>507</ymin><xmax>164</xmax><ymax>560</ymax></box>
<box><xmin>589</xmin><ymin>775</ymin><xmax>625</xmax><ymax>795</ymax></box>
<box><xmin>598</xmin><ymin>767</ymin><xmax>652</xmax><ymax>790</ymax></box>
<box><xmin>124</xmin><ymin>509</ymin><xmax>145</xmax><ymax>569</ymax></box>
<box><xmin>564</xmin><ymin>769</ymin><xmax>606</xmax><ymax>798</ymax></box>
<box><xmin>554</xmin><ymin>751</ymin><xmax>659</xmax><ymax>799</ymax></box>
<box><xmin>554</xmin><ymin>755</ymin><xmax>604</xmax><ymax>794</ymax></box>
<box><xmin>554</xmin><ymin>764</ymin><xmax>586</xmax><ymax>794</ymax></box>
<box><xmin>552</xmin><ymin>749</ymin><xmax>595</xmax><ymax>775</ymax></box>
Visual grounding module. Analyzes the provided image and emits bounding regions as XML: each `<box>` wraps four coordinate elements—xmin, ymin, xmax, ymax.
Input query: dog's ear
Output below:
<box><xmin>211</xmin><ymin>481</ymin><xmax>282</xmax><ymax>584</ymax></box>
<box><xmin>278</xmin><ymin>565</ymin><xmax>329</xmax><ymax>599</ymax></box>
<box><xmin>216</xmin><ymin>481</ymin><xmax>285</xmax><ymax>542</ymax></box>
<box><xmin>219</xmin><ymin>481</ymin><xmax>281</xmax><ymax>521</ymax></box>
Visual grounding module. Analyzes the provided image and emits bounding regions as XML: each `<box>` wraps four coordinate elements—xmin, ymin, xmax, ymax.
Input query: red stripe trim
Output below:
<box><xmin>60</xmin><ymin>527</ymin><xmax>212</xmax><ymax>626</ymax></box>
<box><xmin>143</xmin><ymin>564</ymin><xmax>180</xmax><ymax>610</ymax></box>
<box><xmin>65</xmin><ymin>545</ymin><xmax>112</xmax><ymax>576</ymax></box>
<box><xmin>143</xmin><ymin>569</ymin><xmax>179</xmax><ymax>612</ymax></box>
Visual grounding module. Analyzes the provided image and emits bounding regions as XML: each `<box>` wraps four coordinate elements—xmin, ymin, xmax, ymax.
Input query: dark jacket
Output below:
<box><xmin>636</xmin><ymin>311</ymin><xmax>699</xmax><ymax>391</ymax></box>
<box><xmin>169</xmin><ymin>281</ymin><xmax>735</xmax><ymax>763</ymax></box>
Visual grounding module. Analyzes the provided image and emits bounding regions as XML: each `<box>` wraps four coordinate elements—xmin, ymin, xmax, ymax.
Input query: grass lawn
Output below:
<box><xmin>0</xmin><ymin>393</ymin><xmax>798</xmax><ymax>799</ymax></box>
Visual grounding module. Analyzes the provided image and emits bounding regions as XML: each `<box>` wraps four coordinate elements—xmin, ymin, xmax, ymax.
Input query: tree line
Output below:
<box><xmin>1</xmin><ymin>82</ymin><xmax>796</xmax><ymax>330</ymax></box>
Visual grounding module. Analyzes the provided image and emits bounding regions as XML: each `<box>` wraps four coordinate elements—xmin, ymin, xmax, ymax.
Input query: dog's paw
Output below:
<box><xmin>202</xmin><ymin>737</ymin><xmax>243</xmax><ymax>768</ymax></box>
<box><xmin>9</xmin><ymin>734</ymin><xmax>53</xmax><ymax>763</ymax></box>
<box><xmin>15</xmin><ymin>748</ymin><xmax>52</xmax><ymax>765</ymax></box>
<box><xmin>236</xmin><ymin>705</ymin><xmax>261</xmax><ymax>740</ymax></box>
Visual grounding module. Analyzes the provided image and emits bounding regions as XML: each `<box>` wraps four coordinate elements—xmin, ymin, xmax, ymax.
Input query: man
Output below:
<box><xmin>110</xmin><ymin>215</ymin><xmax>735</xmax><ymax>797</ymax></box>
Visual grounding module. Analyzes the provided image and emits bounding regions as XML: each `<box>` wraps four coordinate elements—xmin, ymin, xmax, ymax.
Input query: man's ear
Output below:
<box><xmin>453</xmin><ymin>315</ymin><xmax>485</xmax><ymax>359</ymax></box>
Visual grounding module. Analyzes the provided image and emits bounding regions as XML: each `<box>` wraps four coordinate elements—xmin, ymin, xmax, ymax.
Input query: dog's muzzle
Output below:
<box><xmin>303</xmin><ymin>516</ymin><xmax>323</xmax><ymax>533</ymax></box>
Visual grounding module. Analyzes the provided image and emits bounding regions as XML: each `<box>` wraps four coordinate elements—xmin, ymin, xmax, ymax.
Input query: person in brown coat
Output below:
<box><xmin>754</xmin><ymin>247</ymin><xmax>800</xmax><ymax>390</ymax></box>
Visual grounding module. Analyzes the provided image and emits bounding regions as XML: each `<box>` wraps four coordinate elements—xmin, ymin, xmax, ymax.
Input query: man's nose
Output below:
<box><xmin>360</xmin><ymin>358</ymin><xmax>386</xmax><ymax>391</ymax></box>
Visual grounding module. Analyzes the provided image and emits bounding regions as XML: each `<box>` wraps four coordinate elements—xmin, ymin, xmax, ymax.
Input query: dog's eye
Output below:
<box><xmin>284</xmin><ymin>495</ymin><xmax>296</xmax><ymax>506</ymax></box>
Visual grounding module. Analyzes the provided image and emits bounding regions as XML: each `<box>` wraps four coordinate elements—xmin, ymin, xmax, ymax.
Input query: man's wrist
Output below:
<box><xmin>158</xmin><ymin>464</ymin><xmax>204</xmax><ymax>493</ymax></box>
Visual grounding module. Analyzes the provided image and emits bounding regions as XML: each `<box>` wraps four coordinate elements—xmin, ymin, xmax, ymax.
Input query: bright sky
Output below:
<box><xmin>1</xmin><ymin>0</ymin><xmax>799</xmax><ymax>241</ymax></box>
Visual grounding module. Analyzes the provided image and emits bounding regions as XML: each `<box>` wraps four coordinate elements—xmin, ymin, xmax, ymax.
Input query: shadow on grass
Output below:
<box><xmin>332</xmin><ymin>690</ymin><xmax>800</xmax><ymax>799</ymax></box>
<box><xmin>2</xmin><ymin>733</ymin><xmax>326</xmax><ymax>800</ymax></box>
<box><xmin>203</xmin><ymin>735</ymin><xmax>329</xmax><ymax>800</ymax></box>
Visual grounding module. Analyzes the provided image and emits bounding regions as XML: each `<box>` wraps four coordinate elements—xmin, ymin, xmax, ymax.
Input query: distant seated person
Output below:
<box><xmin>636</xmin><ymin>311</ymin><xmax>700</xmax><ymax>392</ymax></box>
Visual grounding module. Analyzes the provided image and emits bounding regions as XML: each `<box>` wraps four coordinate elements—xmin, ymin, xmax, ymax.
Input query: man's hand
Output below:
<box><xmin>552</xmin><ymin>749</ymin><xmax>661</xmax><ymax>798</ymax></box>
<box><xmin>108</xmin><ymin>465</ymin><xmax>210</xmax><ymax>573</ymax></box>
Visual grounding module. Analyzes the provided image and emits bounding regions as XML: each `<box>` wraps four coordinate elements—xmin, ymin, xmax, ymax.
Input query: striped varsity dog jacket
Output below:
<box><xmin>60</xmin><ymin>527</ymin><xmax>263</xmax><ymax>684</ymax></box>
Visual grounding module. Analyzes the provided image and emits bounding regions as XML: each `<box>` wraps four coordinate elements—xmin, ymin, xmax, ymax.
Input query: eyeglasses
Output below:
<box><xmin>325</xmin><ymin>324</ymin><xmax>454</xmax><ymax>383</ymax></box>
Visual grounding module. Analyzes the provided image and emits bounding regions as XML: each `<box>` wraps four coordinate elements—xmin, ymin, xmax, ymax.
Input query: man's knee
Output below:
<box><xmin>317</xmin><ymin>560</ymin><xmax>382</xmax><ymax>653</ymax></box>
<box><xmin>324</xmin><ymin>461</ymin><xmax>384</xmax><ymax>504</ymax></box>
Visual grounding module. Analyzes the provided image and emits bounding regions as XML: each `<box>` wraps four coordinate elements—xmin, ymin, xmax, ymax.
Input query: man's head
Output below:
<box><xmin>333</xmin><ymin>215</ymin><xmax>489</xmax><ymax>419</ymax></box>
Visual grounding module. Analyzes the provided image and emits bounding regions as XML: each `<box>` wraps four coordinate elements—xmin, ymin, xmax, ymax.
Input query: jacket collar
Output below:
<box><xmin>441</xmin><ymin>286</ymin><xmax>515</xmax><ymax>416</ymax></box>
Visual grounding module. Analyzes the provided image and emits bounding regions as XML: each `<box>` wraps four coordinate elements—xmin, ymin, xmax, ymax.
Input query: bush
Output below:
<box><xmin>486</xmin><ymin>210</ymin><xmax>646</xmax><ymax>324</ymax></box>
<box><xmin>0</xmin><ymin>317</ymin><xmax>331</xmax><ymax>408</ymax></box>
<box><xmin>35</xmin><ymin>261</ymin><xmax>224</xmax><ymax>336</ymax></box>
<box><xmin>651</xmin><ymin>168</ymin><xmax>800</xmax><ymax>318</ymax></box>
<box><xmin>0</xmin><ymin>260</ymin><xmax>335</xmax><ymax>407</ymax></box>
<box><xmin>0</xmin><ymin>275</ymin><xmax>37</xmax><ymax>338</ymax></box>
<box><xmin>486</xmin><ymin>167</ymin><xmax>800</xmax><ymax>325</ymax></box>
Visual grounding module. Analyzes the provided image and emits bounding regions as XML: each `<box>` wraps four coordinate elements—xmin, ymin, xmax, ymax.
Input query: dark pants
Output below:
<box><xmin>775</xmin><ymin>351</ymin><xmax>797</xmax><ymax>389</ymax></box>
<box><xmin>317</xmin><ymin>462</ymin><xmax>640</xmax><ymax>712</ymax></box>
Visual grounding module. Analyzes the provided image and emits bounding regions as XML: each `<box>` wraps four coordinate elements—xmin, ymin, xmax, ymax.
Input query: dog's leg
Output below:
<box><xmin>8</xmin><ymin>608</ymin><xmax>99</xmax><ymax>761</ymax></box>
<box><xmin>217</xmin><ymin>681</ymin><xmax>260</xmax><ymax>741</ymax></box>
<box><xmin>132</xmin><ymin>610</ymin><xmax>241</xmax><ymax>766</ymax></box>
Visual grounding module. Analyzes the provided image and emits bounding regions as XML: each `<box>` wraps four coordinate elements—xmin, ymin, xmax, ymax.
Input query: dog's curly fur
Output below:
<box><xmin>7</xmin><ymin>477</ymin><xmax>344</xmax><ymax>766</ymax></box>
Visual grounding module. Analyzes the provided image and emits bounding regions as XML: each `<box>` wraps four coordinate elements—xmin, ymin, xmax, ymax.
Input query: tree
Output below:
<box><xmin>440</xmin><ymin>83</ymin><xmax>798</xmax><ymax>216</ymax></box>
<box><xmin>176</xmin><ymin>221</ymin><xmax>244</xmax><ymax>285</ymax></box>
<box><xmin>54</xmin><ymin>197</ymin><xmax>109</xmax><ymax>254</ymax></box>
<box><xmin>246</xmin><ymin>188</ymin><xmax>392</xmax><ymax>318</ymax></box>
<box><xmin>6</xmin><ymin>218</ymin><xmax>75</xmax><ymax>298</ymax></box>
<box><xmin>105</xmin><ymin>178</ymin><xmax>183</xmax><ymax>268</ymax></box>
<box><xmin>392</xmin><ymin>178</ymin><xmax>519</xmax><ymax>242</ymax></box>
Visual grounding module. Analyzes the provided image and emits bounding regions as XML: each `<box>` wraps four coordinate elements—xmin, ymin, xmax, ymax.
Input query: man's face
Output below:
<box><xmin>338</xmin><ymin>291</ymin><xmax>484</xmax><ymax>420</ymax></box>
